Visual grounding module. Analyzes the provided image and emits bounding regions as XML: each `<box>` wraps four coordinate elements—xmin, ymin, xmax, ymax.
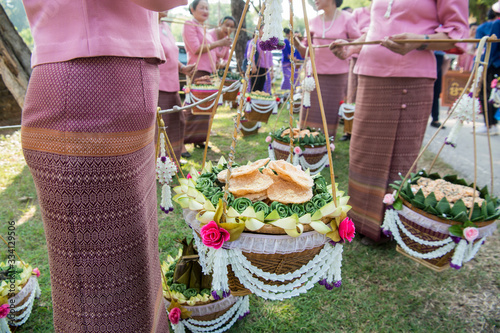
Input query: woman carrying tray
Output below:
<box><xmin>182</xmin><ymin>0</ymin><xmax>232</xmax><ymax>149</ymax></box>
<box><xmin>158</xmin><ymin>11</ymin><xmax>195</xmax><ymax>159</ymax></box>
<box><xmin>20</xmin><ymin>0</ymin><xmax>185</xmax><ymax>331</ymax></box>
<box><xmin>294</xmin><ymin>0</ymin><xmax>360</xmax><ymax>139</ymax></box>
<box><xmin>330</xmin><ymin>0</ymin><xmax>468</xmax><ymax>244</ymax></box>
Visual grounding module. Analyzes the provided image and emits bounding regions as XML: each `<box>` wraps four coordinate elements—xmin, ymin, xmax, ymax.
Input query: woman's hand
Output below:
<box><xmin>217</xmin><ymin>36</ymin><xmax>232</xmax><ymax>48</ymax></box>
<box><xmin>329</xmin><ymin>39</ymin><xmax>357</xmax><ymax>60</ymax></box>
<box><xmin>251</xmin><ymin>64</ymin><xmax>257</xmax><ymax>74</ymax></box>
<box><xmin>180</xmin><ymin>64</ymin><xmax>196</xmax><ymax>77</ymax></box>
<box><xmin>380</xmin><ymin>33</ymin><xmax>423</xmax><ymax>55</ymax></box>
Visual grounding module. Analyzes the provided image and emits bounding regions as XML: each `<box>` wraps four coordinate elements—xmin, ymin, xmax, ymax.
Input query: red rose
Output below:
<box><xmin>276</xmin><ymin>97</ymin><xmax>280</xmax><ymax>102</ymax></box>
<box><xmin>246</xmin><ymin>96</ymin><xmax>251</xmax><ymax>102</ymax></box>
<box><xmin>338</xmin><ymin>217</ymin><xmax>355</xmax><ymax>242</ymax></box>
<box><xmin>200</xmin><ymin>221</ymin><xmax>230</xmax><ymax>249</ymax></box>
<box><xmin>339</xmin><ymin>100</ymin><xmax>344</xmax><ymax>105</ymax></box>
<box><xmin>168</xmin><ymin>307</ymin><xmax>181</xmax><ymax>325</ymax></box>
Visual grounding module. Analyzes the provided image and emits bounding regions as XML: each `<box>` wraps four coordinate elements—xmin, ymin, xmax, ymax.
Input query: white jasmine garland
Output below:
<box><xmin>4</xmin><ymin>276</ymin><xmax>41</xmax><ymax>329</ymax></box>
<box><xmin>260</xmin><ymin>0</ymin><xmax>284</xmax><ymax>50</ymax></box>
<box><xmin>156</xmin><ymin>133</ymin><xmax>178</xmax><ymax>213</ymax></box>
<box><xmin>445</xmin><ymin>121</ymin><xmax>463</xmax><ymax>147</ymax></box>
<box><xmin>450</xmin><ymin>93</ymin><xmax>480</xmax><ymax>123</ymax></box>
<box><xmin>268</xmin><ymin>140</ymin><xmax>329</xmax><ymax>175</ymax></box>
<box><xmin>301</xmin><ymin>61</ymin><xmax>315</xmax><ymax>108</ymax></box>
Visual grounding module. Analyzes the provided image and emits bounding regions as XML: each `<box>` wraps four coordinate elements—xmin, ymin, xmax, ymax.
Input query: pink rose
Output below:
<box><xmin>200</xmin><ymin>221</ymin><xmax>230</xmax><ymax>249</ymax></box>
<box><xmin>338</xmin><ymin>217</ymin><xmax>355</xmax><ymax>242</ymax></box>
<box><xmin>265</xmin><ymin>136</ymin><xmax>272</xmax><ymax>143</ymax></box>
<box><xmin>186</xmin><ymin>173</ymin><xmax>192</xmax><ymax>179</ymax></box>
<box><xmin>168</xmin><ymin>307</ymin><xmax>181</xmax><ymax>325</ymax></box>
<box><xmin>0</xmin><ymin>304</ymin><xmax>10</xmax><ymax>319</ymax></box>
<box><xmin>491</xmin><ymin>78</ymin><xmax>498</xmax><ymax>89</ymax></box>
<box><xmin>294</xmin><ymin>146</ymin><xmax>302</xmax><ymax>154</ymax></box>
<box><xmin>463</xmin><ymin>227</ymin><xmax>479</xmax><ymax>242</ymax></box>
<box><xmin>330</xmin><ymin>143</ymin><xmax>335</xmax><ymax>152</ymax></box>
<box><xmin>383</xmin><ymin>193</ymin><xmax>395</xmax><ymax>205</ymax></box>
<box><xmin>33</xmin><ymin>267</ymin><xmax>41</xmax><ymax>278</ymax></box>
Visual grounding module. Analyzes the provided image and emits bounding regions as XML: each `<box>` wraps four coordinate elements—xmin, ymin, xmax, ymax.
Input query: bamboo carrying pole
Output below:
<box><xmin>313</xmin><ymin>36</ymin><xmax>500</xmax><ymax>48</ymax></box>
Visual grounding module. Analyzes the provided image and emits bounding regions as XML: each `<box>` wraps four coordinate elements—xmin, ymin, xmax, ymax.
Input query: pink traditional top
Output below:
<box><xmin>158</xmin><ymin>22</ymin><xmax>180</xmax><ymax>93</ymax></box>
<box><xmin>307</xmin><ymin>10</ymin><xmax>361</xmax><ymax>75</ymax></box>
<box><xmin>207</xmin><ymin>29</ymin><xmax>230</xmax><ymax>64</ymax></box>
<box><xmin>22</xmin><ymin>0</ymin><xmax>186</xmax><ymax>68</ymax></box>
<box><xmin>355</xmin><ymin>0</ymin><xmax>469</xmax><ymax>79</ymax></box>
<box><xmin>352</xmin><ymin>6</ymin><xmax>371</xmax><ymax>34</ymax></box>
<box><xmin>183</xmin><ymin>19</ymin><xmax>216</xmax><ymax>74</ymax></box>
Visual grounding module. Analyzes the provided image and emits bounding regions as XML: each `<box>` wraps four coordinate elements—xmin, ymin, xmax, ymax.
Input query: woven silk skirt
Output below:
<box><xmin>21</xmin><ymin>57</ymin><xmax>169</xmax><ymax>332</ymax></box>
<box><xmin>348</xmin><ymin>75</ymin><xmax>434</xmax><ymax>241</ymax></box>
<box><xmin>184</xmin><ymin>70</ymin><xmax>211</xmax><ymax>144</ymax></box>
<box><xmin>300</xmin><ymin>73</ymin><xmax>348</xmax><ymax>140</ymax></box>
<box><xmin>158</xmin><ymin>91</ymin><xmax>184</xmax><ymax>160</ymax></box>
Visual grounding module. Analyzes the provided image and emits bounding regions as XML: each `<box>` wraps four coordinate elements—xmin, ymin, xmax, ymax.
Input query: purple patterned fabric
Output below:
<box><xmin>21</xmin><ymin>57</ymin><xmax>169</xmax><ymax>332</ymax></box>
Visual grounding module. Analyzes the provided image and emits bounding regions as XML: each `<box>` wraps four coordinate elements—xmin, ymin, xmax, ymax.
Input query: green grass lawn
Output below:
<box><xmin>0</xmin><ymin>105</ymin><xmax>499</xmax><ymax>332</ymax></box>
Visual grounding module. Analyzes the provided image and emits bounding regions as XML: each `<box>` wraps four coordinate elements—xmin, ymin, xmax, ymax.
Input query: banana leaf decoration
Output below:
<box><xmin>173</xmin><ymin>238</ymin><xmax>213</xmax><ymax>291</ymax></box>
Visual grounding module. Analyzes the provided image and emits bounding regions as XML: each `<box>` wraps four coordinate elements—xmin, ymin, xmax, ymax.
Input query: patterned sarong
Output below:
<box><xmin>348</xmin><ymin>75</ymin><xmax>434</xmax><ymax>241</ymax></box>
<box><xmin>300</xmin><ymin>73</ymin><xmax>348</xmax><ymax>140</ymax></box>
<box><xmin>159</xmin><ymin>91</ymin><xmax>184</xmax><ymax>159</ymax></box>
<box><xmin>184</xmin><ymin>70</ymin><xmax>212</xmax><ymax>144</ymax></box>
<box><xmin>21</xmin><ymin>57</ymin><xmax>169</xmax><ymax>332</ymax></box>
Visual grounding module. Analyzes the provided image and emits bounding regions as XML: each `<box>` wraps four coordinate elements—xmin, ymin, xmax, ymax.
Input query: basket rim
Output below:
<box><xmin>401</xmin><ymin>198</ymin><xmax>496</xmax><ymax>228</ymax></box>
<box><xmin>273</xmin><ymin>138</ymin><xmax>327</xmax><ymax>149</ymax></box>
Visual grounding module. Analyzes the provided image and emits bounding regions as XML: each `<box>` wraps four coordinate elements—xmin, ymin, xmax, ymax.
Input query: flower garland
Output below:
<box><xmin>338</xmin><ymin>102</ymin><xmax>355</xmax><ymax>121</ymax></box>
<box><xmin>194</xmin><ymin>231</ymin><xmax>343</xmax><ymax>301</ymax></box>
<box><xmin>260</xmin><ymin>0</ymin><xmax>285</xmax><ymax>50</ymax></box>
<box><xmin>244</xmin><ymin>97</ymin><xmax>278</xmax><ymax>114</ymax></box>
<box><xmin>0</xmin><ymin>275</ymin><xmax>41</xmax><ymax>331</ymax></box>
<box><xmin>167</xmin><ymin>295</ymin><xmax>250</xmax><ymax>333</ymax></box>
<box><xmin>238</xmin><ymin>121</ymin><xmax>261</xmax><ymax>133</ymax></box>
<box><xmin>156</xmin><ymin>132</ymin><xmax>178</xmax><ymax>214</ymax></box>
<box><xmin>301</xmin><ymin>60</ymin><xmax>315</xmax><ymax>108</ymax></box>
<box><xmin>381</xmin><ymin>208</ymin><xmax>493</xmax><ymax>269</ymax></box>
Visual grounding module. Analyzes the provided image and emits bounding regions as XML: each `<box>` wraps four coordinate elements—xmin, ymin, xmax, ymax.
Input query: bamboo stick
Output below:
<box><xmin>313</xmin><ymin>36</ymin><xmax>500</xmax><ymax>48</ymax></box>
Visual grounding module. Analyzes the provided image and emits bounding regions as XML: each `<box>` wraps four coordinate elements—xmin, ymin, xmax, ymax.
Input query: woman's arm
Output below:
<box><xmin>380</xmin><ymin>32</ymin><xmax>456</xmax><ymax>55</ymax></box>
<box><xmin>329</xmin><ymin>33</ymin><xmax>366</xmax><ymax>60</ymax></box>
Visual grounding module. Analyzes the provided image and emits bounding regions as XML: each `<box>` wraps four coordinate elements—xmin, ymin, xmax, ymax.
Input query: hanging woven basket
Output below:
<box><xmin>239</xmin><ymin>120</ymin><xmax>261</xmax><ymax>136</ymax></box>
<box><xmin>223</xmin><ymin>80</ymin><xmax>240</xmax><ymax>103</ymax></box>
<box><xmin>244</xmin><ymin>96</ymin><xmax>277</xmax><ymax>123</ymax></box>
<box><xmin>270</xmin><ymin>139</ymin><xmax>328</xmax><ymax>175</ymax></box>
<box><xmin>189</xmin><ymin>89</ymin><xmax>220</xmax><ymax>115</ymax></box>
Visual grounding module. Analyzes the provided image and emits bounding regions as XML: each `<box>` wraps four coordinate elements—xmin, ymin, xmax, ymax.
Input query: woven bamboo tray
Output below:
<box><xmin>245</xmin><ymin>100</ymin><xmax>274</xmax><ymax>122</ymax></box>
<box><xmin>273</xmin><ymin>139</ymin><xmax>328</xmax><ymax>173</ymax></box>
<box><xmin>396</xmin><ymin>200</ymin><xmax>495</xmax><ymax>270</ymax></box>
<box><xmin>227</xmin><ymin>243</ymin><xmax>325</xmax><ymax>296</ymax></box>
<box><xmin>191</xmin><ymin>90</ymin><xmax>219</xmax><ymax>115</ymax></box>
<box><xmin>223</xmin><ymin>80</ymin><xmax>239</xmax><ymax>102</ymax></box>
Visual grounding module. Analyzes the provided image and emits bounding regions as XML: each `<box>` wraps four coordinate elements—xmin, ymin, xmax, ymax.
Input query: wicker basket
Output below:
<box><xmin>164</xmin><ymin>295</ymin><xmax>237</xmax><ymax>322</ymax></box>
<box><xmin>227</xmin><ymin>243</ymin><xmax>324</xmax><ymax>296</ymax></box>
<box><xmin>239</xmin><ymin>120</ymin><xmax>260</xmax><ymax>136</ymax></box>
<box><xmin>223</xmin><ymin>80</ymin><xmax>239</xmax><ymax>102</ymax></box>
<box><xmin>396</xmin><ymin>200</ymin><xmax>495</xmax><ymax>271</ymax></box>
<box><xmin>190</xmin><ymin>89</ymin><xmax>219</xmax><ymax>115</ymax></box>
<box><xmin>272</xmin><ymin>139</ymin><xmax>328</xmax><ymax>174</ymax></box>
<box><xmin>245</xmin><ymin>99</ymin><xmax>275</xmax><ymax>123</ymax></box>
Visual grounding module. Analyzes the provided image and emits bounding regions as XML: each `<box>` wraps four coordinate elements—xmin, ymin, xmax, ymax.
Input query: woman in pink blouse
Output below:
<box><xmin>20</xmin><ymin>0</ymin><xmax>185</xmax><ymax>331</ymax></box>
<box><xmin>208</xmin><ymin>16</ymin><xmax>236</xmax><ymax>70</ymax></box>
<box><xmin>331</xmin><ymin>0</ymin><xmax>468</xmax><ymax>244</ymax></box>
<box><xmin>294</xmin><ymin>0</ymin><xmax>360</xmax><ymax>140</ymax></box>
<box><xmin>182</xmin><ymin>0</ymin><xmax>232</xmax><ymax>148</ymax></box>
<box><xmin>158</xmin><ymin>12</ymin><xmax>195</xmax><ymax>160</ymax></box>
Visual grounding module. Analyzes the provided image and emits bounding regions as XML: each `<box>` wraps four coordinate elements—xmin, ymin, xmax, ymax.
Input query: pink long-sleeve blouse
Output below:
<box><xmin>306</xmin><ymin>10</ymin><xmax>361</xmax><ymax>75</ymax></box>
<box><xmin>23</xmin><ymin>0</ymin><xmax>186</xmax><ymax>67</ymax></box>
<box><xmin>354</xmin><ymin>0</ymin><xmax>469</xmax><ymax>79</ymax></box>
<box><xmin>207</xmin><ymin>29</ymin><xmax>230</xmax><ymax>64</ymax></box>
<box><xmin>158</xmin><ymin>21</ymin><xmax>180</xmax><ymax>93</ymax></box>
<box><xmin>183</xmin><ymin>19</ymin><xmax>216</xmax><ymax>74</ymax></box>
<box><xmin>352</xmin><ymin>6</ymin><xmax>371</xmax><ymax>34</ymax></box>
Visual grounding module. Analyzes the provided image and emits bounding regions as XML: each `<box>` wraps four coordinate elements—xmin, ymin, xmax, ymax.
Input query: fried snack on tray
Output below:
<box><xmin>227</xmin><ymin>171</ymin><xmax>274</xmax><ymax>196</ymax></box>
<box><xmin>193</xmin><ymin>75</ymin><xmax>213</xmax><ymax>85</ymax></box>
<box><xmin>267</xmin><ymin>160</ymin><xmax>314</xmax><ymax>189</ymax></box>
<box><xmin>216</xmin><ymin>159</ymin><xmax>314</xmax><ymax>204</ymax></box>
<box><xmin>411</xmin><ymin>177</ymin><xmax>483</xmax><ymax>205</ymax></box>
<box><xmin>267</xmin><ymin>179</ymin><xmax>313</xmax><ymax>204</ymax></box>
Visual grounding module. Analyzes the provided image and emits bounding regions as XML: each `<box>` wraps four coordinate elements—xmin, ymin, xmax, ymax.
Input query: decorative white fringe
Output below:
<box><xmin>381</xmin><ymin>209</ymin><xmax>492</xmax><ymax>266</ymax></box>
